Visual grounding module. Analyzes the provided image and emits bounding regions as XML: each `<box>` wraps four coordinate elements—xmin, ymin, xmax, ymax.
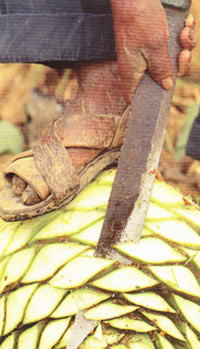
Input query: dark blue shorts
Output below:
<box><xmin>186</xmin><ymin>108</ymin><xmax>200</xmax><ymax>161</ymax></box>
<box><xmin>0</xmin><ymin>0</ymin><xmax>116</xmax><ymax>64</ymax></box>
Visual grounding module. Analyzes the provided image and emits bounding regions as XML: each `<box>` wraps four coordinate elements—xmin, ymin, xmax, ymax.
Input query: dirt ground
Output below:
<box><xmin>0</xmin><ymin>1</ymin><xmax>200</xmax><ymax>203</ymax></box>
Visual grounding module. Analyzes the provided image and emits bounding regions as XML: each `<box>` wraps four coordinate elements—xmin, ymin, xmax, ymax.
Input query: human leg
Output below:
<box><xmin>0</xmin><ymin>60</ymin><xmax>129</xmax><ymax>220</ymax></box>
<box><xmin>0</xmin><ymin>0</ymin><xmax>195</xmax><ymax>220</ymax></box>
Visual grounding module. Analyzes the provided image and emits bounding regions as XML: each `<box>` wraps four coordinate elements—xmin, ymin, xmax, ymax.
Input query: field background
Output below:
<box><xmin>0</xmin><ymin>0</ymin><xmax>200</xmax><ymax>202</ymax></box>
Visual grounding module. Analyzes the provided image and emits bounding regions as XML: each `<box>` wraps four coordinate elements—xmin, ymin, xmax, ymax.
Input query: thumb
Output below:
<box><xmin>146</xmin><ymin>46</ymin><xmax>174</xmax><ymax>90</ymax></box>
<box><xmin>117</xmin><ymin>49</ymin><xmax>148</xmax><ymax>104</ymax></box>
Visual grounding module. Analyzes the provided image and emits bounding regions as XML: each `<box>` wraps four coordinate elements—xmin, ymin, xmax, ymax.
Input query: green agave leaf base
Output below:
<box><xmin>0</xmin><ymin>169</ymin><xmax>200</xmax><ymax>348</ymax></box>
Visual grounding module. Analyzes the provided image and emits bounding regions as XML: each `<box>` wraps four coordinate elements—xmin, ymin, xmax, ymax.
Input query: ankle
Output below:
<box><xmin>64</xmin><ymin>61</ymin><xmax>127</xmax><ymax>116</ymax></box>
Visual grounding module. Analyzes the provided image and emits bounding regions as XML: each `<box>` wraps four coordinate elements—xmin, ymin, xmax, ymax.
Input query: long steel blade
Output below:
<box><xmin>96</xmin><ymin>6</ymin><xmax>189</xmax><ymax>258</ymax></box>
<box><xmin>67</xmin><ymin>4</ymin><xmax>190</xmax><ymax>348</ymax></box>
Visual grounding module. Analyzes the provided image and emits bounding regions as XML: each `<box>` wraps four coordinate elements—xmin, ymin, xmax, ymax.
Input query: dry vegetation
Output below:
<box><xmin>159</xmin><ymin>0</ymin><xmax>200</xmax><ymax>201</ymax></box>
<box><xmin>0</xmin><ymin>0</ymin><xmax>200</xmax><ymax>202</ymax></box>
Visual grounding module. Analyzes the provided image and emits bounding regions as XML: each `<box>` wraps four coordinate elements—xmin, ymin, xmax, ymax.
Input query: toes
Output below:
<box><xmin>12</xmin><ymin>175</ymin><xmax>27</xmax><ymax>196</ymax></box>
<box><xmin>12</xmin><ymin>175</ymin><xmax>41</xmax><ymax>205</ymax></box>
<box><xmin>21</xmin><ymin>185</ymin><xmax>41</xmax><ymax>205</ymax></box>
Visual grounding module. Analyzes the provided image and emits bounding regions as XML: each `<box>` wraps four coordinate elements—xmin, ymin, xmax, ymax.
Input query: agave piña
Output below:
<box><xmin>0</xmin><ymin>169</ymin><xmax>200</xmax><ymax>348</ymax></box>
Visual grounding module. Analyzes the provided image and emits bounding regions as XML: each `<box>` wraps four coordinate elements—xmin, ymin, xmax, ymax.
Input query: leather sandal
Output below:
<box><xmin>0</xmin><ymin>108</ymin><xmax>129</xmax><ymax>221</ymax></box>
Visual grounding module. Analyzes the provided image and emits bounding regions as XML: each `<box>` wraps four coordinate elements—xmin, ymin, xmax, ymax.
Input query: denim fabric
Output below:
<box><xmin>186</xmin><ymin>109</ymin><xmax>200</xmax><ymax>161</ymax></box>
<box><xmin>0</xmin><ymin>0</ymin><xmax>116</xmax><ymax>63</ymax></box>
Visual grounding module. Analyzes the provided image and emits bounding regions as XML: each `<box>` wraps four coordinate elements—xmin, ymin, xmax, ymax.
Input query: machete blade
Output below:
<box><xmin>66</xmin><ymin>311</ymin><xmax>97</xmax><ymax>349</ymax></box>
<box><xmin>66</xmin><ymin>3</ymin><xmax>190</xmax><ymax>348</ymax></box>
<box><xmin>95</xmin><ymin>6</ymin><xmax>190</xmax><ymax>258</ymax></box>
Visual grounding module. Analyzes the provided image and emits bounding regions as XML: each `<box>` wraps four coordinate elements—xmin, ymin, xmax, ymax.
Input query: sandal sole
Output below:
<box><xmin>0</xmin><ymin>149</ymin><xmax>120</xmax><ymax>221</ymax></box>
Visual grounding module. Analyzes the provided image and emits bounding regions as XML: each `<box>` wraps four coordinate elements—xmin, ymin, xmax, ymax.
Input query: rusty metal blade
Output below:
<box><xmin>95</xmin><ymin>7</ymin><xmax>189</xmax><ymax>258</ymax></box>
<box><xmin>66</xmin><ymin>5</ymin><xmax>190</xmax><ymax>349</ymax></box>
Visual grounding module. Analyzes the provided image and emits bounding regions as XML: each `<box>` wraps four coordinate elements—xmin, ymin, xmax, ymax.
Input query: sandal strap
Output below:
<box><xmin>111</xmin><ymin>107</ymin><xmax>130</xmax><ymax>148</ymax></box>
<box><xmin>4</xmin><ymin>157</ymin><xmax>50</xmax><ymax>200</ymax></box>
<box><xmin>54</xmin><ymin>115</ymin><xmax>116</xmax><ymax>148</ymax></box>
<box><xmin>4</xmin><ymin>111</ymin><xmax>128</xmax><ymax>205</ymax></box>
<box><xmin>33</xmin><ymin>123</ymin><xmax>80</xmax><ymax>204</ymax></box>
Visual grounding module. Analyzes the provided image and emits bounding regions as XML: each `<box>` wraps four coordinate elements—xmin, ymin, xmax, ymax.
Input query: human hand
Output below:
<box><xmin>110</xmin><ymin>0</ymin><xmax>196</xmax><ymax>103</ymax></box>
<box><xmin>178</xmin><ymin>14</ymin><xmax>196</xmax><ymax>76</ymax></box>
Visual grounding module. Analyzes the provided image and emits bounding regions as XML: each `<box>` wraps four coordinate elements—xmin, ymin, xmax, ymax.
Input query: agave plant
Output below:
<box><xmin>0</xmin><ymin>169</ymin><xmax>200</xmax><ymax>348</ymax></box>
